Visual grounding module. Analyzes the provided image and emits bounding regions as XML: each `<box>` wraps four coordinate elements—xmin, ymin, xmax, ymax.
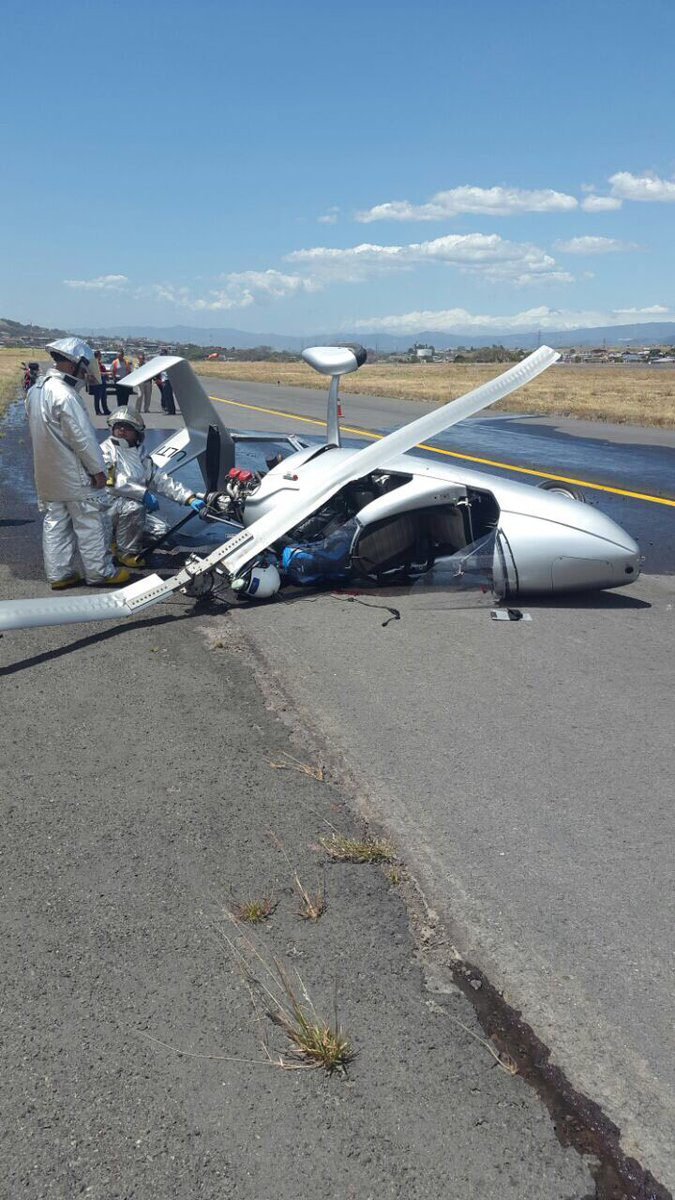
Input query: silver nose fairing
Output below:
<box><xmin>497</xmin><ymin>502</ymin><xmax>640</xmax><ymax>594</ymax></box>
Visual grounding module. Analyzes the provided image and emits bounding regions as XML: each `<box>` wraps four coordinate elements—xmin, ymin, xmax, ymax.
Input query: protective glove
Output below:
<box><xmin>144</xmin><ymin>491</ymin><xmax>160</xmax><ymax>512</ymax></box>
<box><xmin>187</xmin><ymin>496</ymin><xmax>206</xmax><ymax>513</ymax></box>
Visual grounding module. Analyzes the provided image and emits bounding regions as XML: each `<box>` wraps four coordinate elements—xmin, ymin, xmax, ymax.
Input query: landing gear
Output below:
<box><xmin>537</xmin><ymin>479</ymin><xmax>586</xmax><ymax>502</ymax></box>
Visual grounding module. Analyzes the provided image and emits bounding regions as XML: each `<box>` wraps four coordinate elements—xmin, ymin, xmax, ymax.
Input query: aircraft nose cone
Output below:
<box><xmin>587</xmin><ymin>514</ymin><xmax>642</xmax><ymax>587</ymax></box>
<box><xmin>604</xmin><ymin>524</ymin><xmax>640</xmax><ymax>582</ymax></box>
<box><xmin>549</xmin><ymin>530</ymin><xmax>641</xmax><ymax>592</ymax></box>
<box><xmin>615</xmin><ymin>543</ymin><xmax>641</xmax><ymax>583</ymax></box>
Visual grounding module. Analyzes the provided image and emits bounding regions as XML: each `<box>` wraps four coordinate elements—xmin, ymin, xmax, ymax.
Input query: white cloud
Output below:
<box><xmin>356</xmin><ymin>185</ymin><xmax>578</xmax><ymax>223</ymax></box>
<box><xmin>554</xmin><ymin>236</ymin><xmax>640</xmax><ymax>254</ymax></box>
<box><xmin>349</xmin><ymin>305</ymin><xmax>675</xmax><ymax>335</ymax></box>
<box><xmin>201</xmin><ymin>270</ymin><xmax>318</xmax><ymax>309</ymax></box>
<box><xmin>609</xmin><ymin>171</ymin><xmax>675</xmax><ymax>202</ymax></box>
<box><xmin>143</xmin><ymin>283</ymin><xmax>195</xmax><ymax>306</ymax></box>
<box><xmin>288</xmin><ymin>232</ymin><xmax>573</xmax><ymax>286</ymax></box>
<box><xmin>133</xmin><ymin>236</ymin><xmax>571</xmax><ymax>313</ymax></box>
<box><xmin>143</xmin><ymin>270</ymin><xmax>318</xmax><ymax>312</ymax></box>
<box><xmin>64</xmin><ymin>274</ymin><xmax>128</xmax><ymax>290</ymax></box>
<box><xmin>318</xmin><ymin>206</ymin><xmax>340</xmax><ymax>225</ymax></box>
<box><xmin>581</xmin><ymin>194</ymin><xmax>623</xmax><ymax>212</ymax></box>
<box><xmin>287</xmin><ymin>241</ymin><xmax>406</xmax><ymax>282</ymax></box>
<box><xmin>613</xmin><ymin>304</ymin><xmax>669</xmax><ymax>316</ymax></box>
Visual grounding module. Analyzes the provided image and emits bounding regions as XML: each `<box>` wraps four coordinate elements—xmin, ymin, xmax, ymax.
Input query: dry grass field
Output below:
<box><xmin>1</xmin><ymin>348</ymin><xmax>674</xmax><ymax>427</ymax></box>
<box><xmin>197</xmin><ymin>358</ymin><xmax>675</xmax><ymax>427</ymax></box>
<box><xmin>0</xmin><ymin>349</ymin><xmax>42</xmax><ymax>420</ymax></box>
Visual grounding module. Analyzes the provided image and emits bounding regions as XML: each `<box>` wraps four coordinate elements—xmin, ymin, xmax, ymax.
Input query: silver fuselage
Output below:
<box><xmin>241</xmin><ymin>445</ymin><xmax>640</xmax><ymax>595</ymax></box>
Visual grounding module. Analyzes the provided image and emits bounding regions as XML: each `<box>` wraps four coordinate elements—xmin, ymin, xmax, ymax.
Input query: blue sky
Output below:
<box><xmin>2</xmin><ymin>0</ymin><xmax>675</xmax><ymax>338</ymax></box>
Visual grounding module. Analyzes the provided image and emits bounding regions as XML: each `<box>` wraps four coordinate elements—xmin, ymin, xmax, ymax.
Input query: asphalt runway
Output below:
<box><xmin>2</xmin><ymin>378</ymin><xmax>674</xmax><ymax>1193</ymax></box>
<box><xmin>192</xmin><ymin>377</ymin><xmax>675</xmax><ymax>1189</ymax></box>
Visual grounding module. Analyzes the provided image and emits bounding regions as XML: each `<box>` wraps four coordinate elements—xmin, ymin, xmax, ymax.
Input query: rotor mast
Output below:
<box><xmin>327</xmin><ymin>374</ymin><xmax>342</xmax><ymax>447</ymax></box>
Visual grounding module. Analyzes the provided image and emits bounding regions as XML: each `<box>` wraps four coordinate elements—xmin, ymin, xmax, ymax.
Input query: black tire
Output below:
<box><xmin>537</xmin><ymin>478</ymin><xmax>586</xmax><ymax>502</ymax></box>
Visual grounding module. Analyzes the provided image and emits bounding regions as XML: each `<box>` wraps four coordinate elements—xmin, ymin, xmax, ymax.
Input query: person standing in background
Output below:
<box><xmin>112</xmin><ymin>346</ymin><xmax>132</xmax><ymax>406</ymax></box>
<box><xmin>136</xmin><ymin>351</ymin><xmax>153</xmax><ymax>412</ymax></box>
<box><xmin>92</xmin><ymin>350</ymin><xmax>111</xmax><ymax>416</ymax></box>
<box><xmin>157</xmin><ymin>350</ymin><xmax>176</xmax><ymax>414</ymax></box>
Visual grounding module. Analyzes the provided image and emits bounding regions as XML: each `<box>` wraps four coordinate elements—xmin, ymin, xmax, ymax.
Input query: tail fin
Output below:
<box><xmin>122</xmin><ymin>356</ymin><xmax>235</xmax><ymax>490</ymax></box>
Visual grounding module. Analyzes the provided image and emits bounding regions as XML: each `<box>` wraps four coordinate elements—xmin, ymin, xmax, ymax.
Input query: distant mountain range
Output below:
<box><xmin>5</xmin><ymin>315</ymin><xmax>675</xmax><ymax>352</ymax></box>
<box><xmin>83</xmin><ymin>321</ymin><xmax>675</xmax><ymax>351</ymax></box>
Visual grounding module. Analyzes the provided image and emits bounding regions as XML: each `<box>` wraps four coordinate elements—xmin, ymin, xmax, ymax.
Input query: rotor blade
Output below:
<box><xmin>0</xmin><ymin>575</ymin><xmax>167</xmax><ymax>632</ymax></box>
<box><xmin>195</xmin><ymin>345</ymin><xmax>560</xmax><ymax>579</ymax></box>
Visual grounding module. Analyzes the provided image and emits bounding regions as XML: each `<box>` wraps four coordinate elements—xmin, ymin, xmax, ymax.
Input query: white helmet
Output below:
<box><xmin>47</xmin><ymin>337</ymin><xmax>94</xmax><ymax>367</ymax></box>
<box><xmin>47</xmin><ymin>337</ymin><xmax>100</xmax><ymax>385</ymax></box>
<box><xmin>231</xmin><ymin>561</ymin><xmax>281</xmax><ymax>599</ymax></box>
<box><xmin>107</xmin><ymin>407</ymin><xmax>145</xmax><ymax>441</ymax></box>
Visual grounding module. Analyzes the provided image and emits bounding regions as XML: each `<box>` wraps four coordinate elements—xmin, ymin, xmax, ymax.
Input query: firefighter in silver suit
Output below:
<box><xmin>101</xmin><ymin>408</ymin><xmax>205</xmax><ymax>565</ymax></box>
<box><xmin>25</xmin><ymin>338</ymin><xmax>131</xmax><ymax>590</ymax></box>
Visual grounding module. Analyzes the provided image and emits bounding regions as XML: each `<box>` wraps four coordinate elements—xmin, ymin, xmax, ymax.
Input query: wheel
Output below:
<box><xmin>537</xmin><ymin>479</ymin><xmax>586</xmax><ymax>502</ymax></box>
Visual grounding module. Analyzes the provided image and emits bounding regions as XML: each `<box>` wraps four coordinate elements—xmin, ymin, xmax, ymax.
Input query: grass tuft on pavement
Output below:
<box><xmin>232</xmin><ymin>896</ymin><xmax>277</xmax><ymax>924</ymax></box>
<box><xmin>293</xmin><ymin>871</ymin><xmax>327</xmax><ymax>921</ymax></box>
<box><xmin>267</xmin><ymin>971</ymin><xmax>353</xmax><ymax>1074</ymax></box>
<box><xmin>319</xmin><ymin>832</ymin><xmax>396</xmax><ymax>863</ymax></box>
<box><xmin>222</xmin><ymin>916</ymin><xmax>353</xmax><ymax>1074</ymax></box>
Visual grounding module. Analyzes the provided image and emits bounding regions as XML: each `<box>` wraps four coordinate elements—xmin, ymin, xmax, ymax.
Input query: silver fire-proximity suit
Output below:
<box><xmin>100</xmin><ymin>436</ymin><xmax>194</xmax><ymax>554</ymax></box>
<box><xmin>25</xmin><ymin>368</ymin><xmax>116</xmax><ymax>584</ymax></box>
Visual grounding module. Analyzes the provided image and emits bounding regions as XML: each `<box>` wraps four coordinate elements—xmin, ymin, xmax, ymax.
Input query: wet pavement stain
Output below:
<box><xmin>446</xmin><ymin>415</ymin><xmax>675</xmax><ymax>496</ymax></box>
<box><xmin>448</xmin><ymin>957</ymin><xmax>672</xmax><ymax>1200</ymax></box>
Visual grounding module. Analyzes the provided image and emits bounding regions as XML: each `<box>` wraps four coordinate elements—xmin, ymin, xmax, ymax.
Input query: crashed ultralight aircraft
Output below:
<box><xmin>0</xmin><ymin>344</ymin><xmax>640</xmax><ymax>632</ymax></box>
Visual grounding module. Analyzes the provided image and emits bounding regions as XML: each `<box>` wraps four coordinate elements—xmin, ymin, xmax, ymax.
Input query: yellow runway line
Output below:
<box><xmin>210</xmin><ymin>393</ymin><xmax>675</xmax><ymax>509</ymax></box>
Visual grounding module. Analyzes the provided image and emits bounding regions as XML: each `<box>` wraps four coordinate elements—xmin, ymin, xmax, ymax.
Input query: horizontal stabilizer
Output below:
<box><xmin>120</xmin><ymin>356</ymin><xmax>183</xmax><ymax>387</ymax></box>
